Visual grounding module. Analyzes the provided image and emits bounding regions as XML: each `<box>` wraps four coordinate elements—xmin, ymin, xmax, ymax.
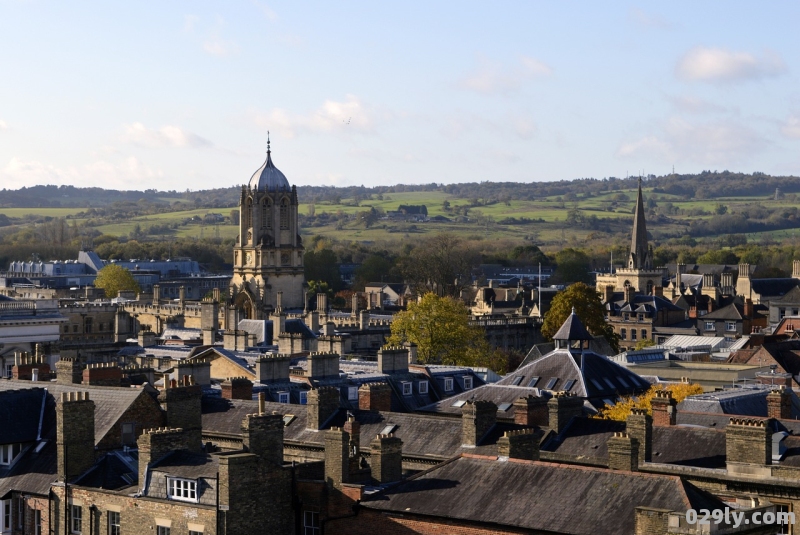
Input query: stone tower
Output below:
<box><xmin>629</xmin><ymin>178</ymin><xmax>652</xmax><ymax>270</ymax></box>
<box><xmin>230</xmin><ymin>137</ymin><xmax>305</xmax><ymax>318</ymax></box>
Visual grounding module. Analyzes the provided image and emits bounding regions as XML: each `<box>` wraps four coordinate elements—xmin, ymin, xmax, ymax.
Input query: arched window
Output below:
<box><xmin>262</xmin><ymin>200</ymin><xmax>271</xmax><ymax>229</ymax></box>
<box><xmin>280</xmin><ymin>198</ymin><xmax>289</xmax><ymax>229</ymax></box>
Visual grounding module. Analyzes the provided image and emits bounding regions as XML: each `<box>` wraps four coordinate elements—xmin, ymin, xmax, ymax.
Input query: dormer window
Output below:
<box><xmin>726</xmin><ymin>322</ymin><xmax>737</xmax><ymax>332</ymax></box>
<box><xmin>418</xmin><ymin>381</ymin><xmax>429</xmax><ymax>394</ymax></box>
<box><xmin>278</xmin><ymin>392</ymin><xmax>289</xmax><ymax>404</ymax></box>
<box><xmin>463</xmin><ymin>376</ymin><xmax>473</xmax><ymax>390</ymax></box>
<box><xmin>299</xmin><ymin>391</ymin><xmax>308</xmax><ymax>405</ymax></box>
<box><xmin>444</xmin><ymin>378</ymin><xmax>454</xmax><ymax>391</ymax></box>
<box><xmin>348</xmin><ymin>386</ymin><xmax>359</xmax><ymax>401</ymax></box>
<box><xmin>168</xmin><ymin>477</ymin><xmax>198</xmax><ymax>503</ymax></box>
<box><xmin>0</xmin><ymin>443</ymin><xmax>21</xmax><ymax>466</ymax></box>
<box><xmin>705</xmin><ymin>321</ymin><xmax>715</xmax><ymax>331</ymax></box>
<box><xmin>401</xmin><ymin>382</ymin><xmax>412</xmax><ymax>396</ymax></box>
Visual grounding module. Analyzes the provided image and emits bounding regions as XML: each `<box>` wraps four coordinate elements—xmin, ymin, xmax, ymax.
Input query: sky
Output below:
<box><xmin>1</xmin><ymin>1</ymin><xmax>799</xmax><ymax>191</ymax></box>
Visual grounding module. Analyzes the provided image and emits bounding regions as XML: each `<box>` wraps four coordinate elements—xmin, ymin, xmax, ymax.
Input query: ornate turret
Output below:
<box><xmin>553</xmin><ymin>308</ymin><xmax>593</xmax><ymax>350</ymax></box>
<box><xmin>629</xmin><ymin>178</ymin><xmax>652</xmax><ymax>270</ymax></box>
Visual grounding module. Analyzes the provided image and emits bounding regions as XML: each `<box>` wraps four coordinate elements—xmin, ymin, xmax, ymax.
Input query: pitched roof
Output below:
<box><xmin>361</xmin><ymin>455</ymin><xmax>723</xmax><ymax>535</ymax></box>
<box><xmin>702</xmin><ymin>302</ymin><xmax>743</xmax><ymax>321</ymax></box>
<box><xmin>0</xmin><ymin>388</ymin><xmax>47</xmax><ymax>444</ymax></box>
<box><xmin>553</xmin><ymin>311</ymin><xmax>593</xmax><ymax>341</ymax></box>
<box><xmin>750</xmin><ymin>278</ymin><xmax>799</xmax><ymax>299</ymax></box>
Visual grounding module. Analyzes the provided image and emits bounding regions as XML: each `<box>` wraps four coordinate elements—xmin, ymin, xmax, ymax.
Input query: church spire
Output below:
<box><xmin>629</xmin><ymin>177</ymin><xmax>651</xmax><ymax>270</ymax></box>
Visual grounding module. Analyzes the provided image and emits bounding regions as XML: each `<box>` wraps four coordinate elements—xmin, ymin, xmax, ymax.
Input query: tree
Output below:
<box><xmin>94</xmin><ymin>264</ymin><xmax>141</xmax><ymax>298</ymax></box>
<box><xmin>551</xmin><ymin>248</ymin><xmax>592</xmax><ymax>284</ymax></box>
<box><xmin>541</xmin><ymin>282</ymin><xmax>619</xmax><ymax>353</ymax></box>
<box><xmin>634</xmin><ymin>338</ymin><xmax>656</xmax><ymax>350</ymax></box>
<box><xmin>400</xmin><ymin>233</ymin><xmax>479</xmax><ymax>298</ymax></box>
<box><xmin>596</xmin><ymin>383</ymin><xmax>704</xmax><ymax>421</ymax></box>
<box><xmin>304</xmin><ymin>249</ymin><xmax>342</xmax><ymax>292</ymax></box>
<box><xmin>386</xmin><ymin>293</ymin><xmax>491</xmax><ymax>367</ymax></box>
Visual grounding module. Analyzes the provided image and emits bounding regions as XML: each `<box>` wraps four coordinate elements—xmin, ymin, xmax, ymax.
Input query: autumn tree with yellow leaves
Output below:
<box><xmin>596</xmin><ymin>383</ymin><xmax>704</xmax><ymax>421</ymax></box>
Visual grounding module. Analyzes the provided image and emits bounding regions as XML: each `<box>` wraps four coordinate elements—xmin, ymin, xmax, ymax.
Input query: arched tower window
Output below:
<box><xmin>262</xmin><ymin>200</ymin><xmax>271</xmax><ymax>229</ymax></box>
<box><xmin>646</xmin><ymin>280</ymin><xmax>654</xmax><ymax>295</ymax></box>
<box><xmin>244</xmin><ymin>199</ymin><xmax>252</xmax><ymax>229</ymax></box>
<box><xmin>280</xmin><ymin>198</ymin><xmax>289</xmax><ymax>229</ymax></box>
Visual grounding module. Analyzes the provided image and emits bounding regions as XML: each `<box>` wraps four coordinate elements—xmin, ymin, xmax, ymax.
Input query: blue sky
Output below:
<box><xmin>1</xmin><ymin>1</ymin><xmax>799</xmax><ymax>190</ymax></box>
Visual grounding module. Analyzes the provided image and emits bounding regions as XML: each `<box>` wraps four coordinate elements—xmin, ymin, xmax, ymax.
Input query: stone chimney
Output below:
<box><xmin>626</xmin><ymin>408</ymin><xmax>652</xmax><ymax>463</ymax></box>
<box><xmin>324</xmin><ymin>427</ymin><xmax>350</xmax><ymax>489</ymax></box>
<box><xmin>317</xmin><ymin>292</ymin><xmax>328</xmax><ymax>315</ymax></box>
<box><xmin>56</xmin><ymin>357</ymin><xmax>82</xmax><ymax>385</ymax></box>
<box><xmin>653</xmin><ymin>286</ymin><xmax>663</xmax><ymax>298</ymax></box>
<box><xmin>308</xmin><ymin>352</ymin><xmax>340</xmax><ymax>379</ymax></box>
<box><xmin>152</xmin><ymin>284</ymin><xmax>160</xmax><ymax>303</ymax></box>
<box><xmin>178</xmin><ymin>285</ymin><xmax>186</xmax><ymax>305</ymax></box>
<box><xmin>343</xmin><ymin>414</ymin><xmax>361</xmax><ymax>460</ymax></box>
<box><xmin>241</xmin><ymin>406</ymin><xmax>284</xmax><ymax>466</ymax></box>
<box><xmin>767</xmin><ymin>387</ymin><xmax>791</xmax><ymax>420</ymax></box>
<box><xmin>603</xmin><ymin>285</ymin><xmax>614</xmax><ymax>304</ymax></box>
<box><xmin>255</xmin><ymin>354</ymin><xmax>292</xmax><ymax>383</ymax></box>
<box><xmin>497</xmin><ymin>429</ymin><xmax>540</xmax><ymax>461</ymax></box>
<box><xmin>370</xmin><ymin>433</ymin><xmax>403</xmax><ymax>484</ymax></box>
<box><xmin>547</xmin><ymin>392</ymin><xmax>584</xmax><ymax>434</ymax></box>
<box><xmin>726</xmin><ymin>417</ymin><xmax>772</xmax><ymax>469</ymax></box>
<box><xmin>351</xmin><ymin>293</ymin><xmax>360</xmax><ymax>317</ymax></box>
<box><xmin>221</xmin><ymin>377</ymin><xmax>254</xmax><ymax>400</ymax></box>
<box><xmin>651</xmin><ymin>390</ymin><xmax>677</xmax><ymax>426</ymax></box>
<box><xmin>743</xmin><ymin>298</ymin><xmax>754</xmax><ymax>319</ymax></box>
<box><xmin>201</xmin><ymin>299</ymin><xmax>219</xmax><ymax>346</ymax></box>
<box><xmin>676</xmin><ymin>263</ymin><xmax>685</xmax><ymax>293</ymax></box>
<box><xmin>358</xmin><ymin>382</ymin><xmax>392</xmax><ymax>412</ymax></box>
<box><xmin>306</xmin><ymin>387</ymin><xmax>341</xmax><ymax>430</ymax></box>
<box><xmin>138</xmin><ymin>427</ymin><xmax>187</xmax><ymax>491</ymax></box>
<box><xmin>271</xmin><ymin>309</ymin><xmax>286</xmax><ymax>342</ymax></box>
<box><xmin>513</xmin><ymin>395</ymin><xmax>549</xmax><ymax>427</ymax></box>
<box><xmin>377</xmin><ymin>346</ymin><xmax>409</xmax><ymax>374</ymax></box>
<box><xmin>159</xmin><ymin>376</ymin><xmax>203</xmax><ymax>452</ymax></box>
<box><xmin>306</xmin><ymin>310</ymin><xmax>320</xmax><ymax>333</ymax></box>
<box><xmin>624</xmin><ymin>285</ymin><xmax>636</xmax><ymax>304</ymax></box>
<box><xmin>405</xmin><ymin>343</ymin><xmax>418</xmax><ymax>364</ymax></box>
<box><xmin>721</xmin><ymin>272</ymin><xmax>734</xmax><ymax>295</ymax></box>
<box><xmin>461</xmin><ymin>400</ymin><xmax>497</xmax><ymax>447</ymax></box>
<box><xmin>736</xmin><ymin>263</ymin><xmax>752</xmax><ymax>298</ymax></box>
<box><xmin>12</xmin><ymin>351</ymin><xmax>51</xmax><ymax>381</ymax></box>
<box><xmin>607</xmin><ymin>432</ymin><xmax>639</xmax><ymax>471</ymax></box>
<box><xmin>138</xmin><ymin>330</ymin><xmax>157</xmax><ymax>348</ymax></box>
<box><xmin>359</xmin><ymin>310</ymin><xmax>370</xmax><ymax>331</ymax></box>
<box><xmin>82</xmin><ymin>362</ymin><xmax>123</xmax><ymax>387</ymax></box>
<box><xmin>794</xmin><ymin>260</ymin><xmax>800</xmax><ymax>280</ymax></box>
<box><xmin>57</xmin><ymin>391</ymin><xmax>95</xmax><ymax>482</ymax></box>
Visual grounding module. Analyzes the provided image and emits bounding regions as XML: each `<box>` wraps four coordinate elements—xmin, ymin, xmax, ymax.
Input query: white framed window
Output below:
<box><xmin>705</xmin><ymin>321</ymin><xmax>715</xmax><ymax>331</ymax></box>
<box><xmin>444</xmin><ymin>378</ymin><xmax>454</xmax><ymax>391</ymax></box>
<box><xmin>108</xmin><ymin>512</ymin><xmax>120</xmax><ymax>535</ymax></box>
<box><xmin>774</xmin><ymin>503</ymin><xmax>792</xmax><ymax>535</ymax></box>
<box><xmin>401</xmin><ymin>382</ymin><xmax>412</xmax><ymax>396</ymax></box>
<box><xmin>418</xmin><ymin>381</ymin><xmax>429</xmax><ymax>394</ymax></box>
<box><xmin>278</xmin><ymin>392</ymin><xmax>289</xmax><ymax>404</ymax></box>
<box><xmin>299</xmin><ymin>391</ymin><xmax>308</xmax><ymax>405</ymax></box>
<box><xmin>4</xmin><ymin>365</ymin><xmax>11</xmax><ymax>378</ymax></box>
<box><xmin>304</xmin><ymin>510</ymin><xmax>320</xmax><ymax>535</ymax></box>
<box><xmin>167</xmin><ymin>478</ymin><xmax>198</xmax><ymax>503</ymax></box>
<box><xmin>463</xmin><ymin>376</ymin><xmax>473</xmax><ymax>390</ymax></box>
<box><xmin>348</xmin><ymin>386</ymin><xmax>359</xmax><ymax>401</ymax></box>
<box><xmin>71</xmin><ymin>504</ymin><xmax>82</xmax><ymax>533</ymax></box>
<box><xmin>2</xmin><ymin>500</ymin><xmax>11</xmax><ymax>533</ymax></box>
<box><xmin>726</xmin><ymin>321</ymin><xmax>736</xmax><ymax>332</ymax></box>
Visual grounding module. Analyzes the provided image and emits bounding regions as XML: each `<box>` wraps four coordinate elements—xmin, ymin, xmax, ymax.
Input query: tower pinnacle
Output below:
<box><xmin>629</xmin><ymin>177</ymin><xmax>651</xmax><ymax>270</ymax></box>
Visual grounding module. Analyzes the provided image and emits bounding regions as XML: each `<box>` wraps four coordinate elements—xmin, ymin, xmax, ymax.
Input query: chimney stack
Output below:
<box><xmin>324</xmin><ymin>427</ymin><xmax>350</xmax><ymax>489</ymax></box>
<box><xmin>57</xmin><ymin>391</ymin><xmax>95</xmax><ymax>482</ymax></box>
<box><xmin>767</xmin><ymin>387</ymin><xmax>791</xmax><ymax>420</ymax></box>
<box><xmin>547</xmin><ymin>392</ymin><xmax>584</xmax><ymax>433</ymax></box>
<box><xmin>624</xmin><ymin>285</ymin><xmax>636</xmax><ymax>304</ymax></box>
<box><xmin>497</xmin><ymin>429</ymin><xmax>540</xmax><ymax>461</ymax></box>
<box><xmin>513</xmin><ymin>395</ymin><xmax>549</xmax><ymax>427</ymax></box>
<box><xmin>159</xmin><ymin>376</ymin><xmax>203</xmax><ymax>452</ymax></box>
<box><xmin>651</xmin><ymin>390</ymin><xmax>677</xmax><ymax>426</ymax></box>
<box><xmin>607</xmin><ymin>431</ymin><xmax>639</xmax><ymax>472</ymax></box>
<box><xmin>461</xmin><ymin>400</ymin><xmax>497</xmax><ymax>447</ymax></box>
<box><xmin>241</xmin><ymin>409</ymin><xmax>284</xmax><ymax>466</ymax></box>
<box><xmin>793</xmin><ymin>260</ymin><xmax>800</xmax><ymax>280</ymax></box>
<box><xmin>626</xmin><ymin>408</ymin><xmax>652</xmax><ymax>463</ymax></box>
<box><xmin>221</xmin><ymin>377</ymin><xmax>254</xmax><ymax>400</ymax></box>
<box><xmin>726</xmin><ymin>417</ymin><xmax>772</xmax><ymax>470</ymax></box>
<box><xmin>377</xmin><ymin>346</ymin><xmax>409</xmax><ymax>374</ymax></box>
<box><xmin>358</xmin><ymin>382</ymin><xmax>392</xmax><ymax>412</ymax></box>
<box><xmin>370</xmin><ymin>433</ymin><xmax>403</xmax><ymax>484</ymax></box>
<box><xmin>603</xmin><ymin>285</ymin><xmax>614</xmax><ymax>304</ymax></box>
<box><xmin>201</xmin><ymin>299</ymin><xmax>219</xmax><ymax>346</ymax></box>
<box><xmin>138</xmin><ymin>427</ymin><xmax>187</xmax><ymax>492</ymax></box>
<box><xmin>255</xmin><ymin>354</ymin><xmax>292</xmax><ymax>383</ymax></box>
<box><xmin>306</xmin><ymin>387</ymin><xmax>341</xmax><ymax>430</ymax></box>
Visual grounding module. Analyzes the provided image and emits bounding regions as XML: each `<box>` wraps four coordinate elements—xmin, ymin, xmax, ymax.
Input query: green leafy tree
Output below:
<box><xmin>94</xmin><ymin>264</ymin><xmax>141</xmax><ymax>298</ymax></box>
<box><xmin>541</xmin><ymin>282</ymin><xmax>619</xmax><ymax>352</ymax></box>
<box><xmin>304</xmin><ymin>249</ymin><xmax>342</xmax><ymax>291</ymax></box>
<box><xmin>551</xmin><ymin>248</ymin><xmax>592</xmax><ymax>284</ymax></box>
<box><xmin>634</xmin><ymin>338</ymin><xmax>656</xmax><ymax>350</ymax></box>
<box><xmin>387</xmin><ymin>293</ymin><xmax>491</xmax><ymax>367</ymax></box>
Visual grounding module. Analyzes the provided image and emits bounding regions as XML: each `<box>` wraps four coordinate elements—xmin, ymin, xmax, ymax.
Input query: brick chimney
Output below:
<box><xmin>221</xmin><ymin>377</ymin><xmax>254</xmax><ymax>400</ymax></box>
<box><xmin>547</xmin><ymin>392</ymin><xmax>584</xmax><ymax>433</ymax></box>
<box><xmin>12</xmin><ymin>351</ymin><xmax>51</xmax><ymax>381</ymax></box>
<box><xmin>324</xmin><ymin>427</ymin><xmax>350</xmax><ymax>489</ymax></box>
<box><xmin>306</xmin><ymin>386</ymin><xmax>341</xmax><ymax>430</ymax></box>
<box><xmin>159</xmin><ymin>376</ymin><xmax>202</xmax><ymax>452</ymax></box>
<box><xmin>241</xmin><ymin>404</ymin><xmax>284</xmax><ymax>466</ymax></box>
<box><xmin>370</xmin><ymin>433</ymin><xmax>403</xmax><ymax>484</ymax></box>
<box><xmin>626</xmin><ymin>408</ymin><xmax>652</xmax><ymax>463</ymax></box>
<box><xmin>497</xmin><ymin>429</ymin><xmax>541</xmax><ymax>461</ymax></box>
<box><xmin>82</xmin><ymin>362</ymin><xmax>123</xmax><ymax>387</ymax></box>
<box><xmin>607</xmin><ymin>431</ymin><xmax>639</xmax><ymax>471</ymax></box>
<box><xmin>726</xmin><ymin>417</ymin><xmax>772</xmax><ymax>470</ymax></box>
<box><xmin>513</xmin><ymin>395</ymin><xmax>549</xmax><ymax>427</ymax></box>
<box><xmin>767</xmin><ymin>387</ymin><xmax>792</xmax><ymax>420</ymax></box>
<box><xmin>603</xmin><ymin>285</ymin><xmax>614</xmax><ymax>304</ymax></box>
<box><xmin>358</xmin><ymin>382</ymin><xmax>392</xmax><ymax>412</ymax></box>
<box><xmin>56</xmin><ymin>357</ymin><xmax>82</xmax><ymax>385</ymax></box>
<box><xmin>624</xmin><ymin>285</ymin><xmax>636</xmax><ymax>304</ymax></box>
<box><xmin>651</xmin><ymin>390</ymin><xmax>677</xmax><ymax>426</ymax></box>
<box><xmin>138</xmin><ymin>427</ymin><xmax>188</xmax><ymax>492</ymax></box>
<box><xmin>201</xmin><ymin>299</ymin><xmax>219</xmax><ymax>346</ymax></box>
<box><xmin>653</xmin><ymin>286</ymin><xmax>663</xmax><ymax>298</ymax></box>
<box><xmin>461</xmin><ymin>400</ymin><xmax>497</xmax><ymax>447</ymax></box>
<box><xmin>57</xmin><ymin>391</ymin><xmax>95</xmax><ymax>482</ymax></box>
<box><xmin>743</xmin><ymin>298</ymin><xmax>754</xmax><ymax>319</ymax></box>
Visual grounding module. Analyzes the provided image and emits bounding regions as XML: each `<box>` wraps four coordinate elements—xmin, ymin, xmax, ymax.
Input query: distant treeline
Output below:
<box><xmin>2</xmin><ymin>171</ymin><xmax>800</xmax><ymax>208</ymax></box>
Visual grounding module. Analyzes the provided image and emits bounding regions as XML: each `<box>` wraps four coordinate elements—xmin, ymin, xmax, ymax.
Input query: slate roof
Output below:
<box><xmin>751</xmin><ymin>278</ymin><xmax>800</xmax><ymax>299</ymax></box>
<box><xmin>666</xmin><ymin>263</ymin><xmax>752</xmax><ymax>276</ymax></box>
<box><xmin>771</xmin><ymin>285</ymin><xmax>800</xmax><ymax>304</ymax></box>
<box><xmin>677</xmin><ymin>386</ymin><xmax>800</xmax><ymax>418</ymax></box>
<box><xmin>498</xmin><ymin>348</ymin><xmax>649</xmax><ymax>407</ymax></box>
<box><xmin>361</xmin><ymin>455</ymin><xmax>723</xmax><ymax>535</ymax></box>
<box><xmin>0</xmin><ymin>388</ymin><xmax>47</xmax><ymax>444</ymax></box>
<box><xmin>541</xmin><ymin>417</ymin><xmax>727</xmax><ymax>469</ymax></box>
<box><xmin>553</xmin><ymin>311</ymin><xmax>593</xmax><ymax>341</ymax></box>
<box><xmin>152</xmin><ymin>450</ymin><xmax>219</xmax><ymax>479</ymax></box>
<box><xmin>417</xmin><ymin>384</ymin><xmax>544</xmax><ymax>418</ymax></box>
<box><xmin>702</xmin><ymin>302</ymin><xmax>744</xmax><ymax>321</ymax></box>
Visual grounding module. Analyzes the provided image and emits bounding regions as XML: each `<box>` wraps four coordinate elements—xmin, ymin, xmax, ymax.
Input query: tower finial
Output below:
<box><xmin>267</xmin><ymin>131</ymin><xmax>271</xmax><ymax>155</ymax></box>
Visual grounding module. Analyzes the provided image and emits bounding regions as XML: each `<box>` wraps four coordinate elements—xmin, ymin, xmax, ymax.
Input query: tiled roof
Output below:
<box><xmin>361</xmin><ymin>455</ymin><xmax>724</xmax><ymax>535</ymax></box>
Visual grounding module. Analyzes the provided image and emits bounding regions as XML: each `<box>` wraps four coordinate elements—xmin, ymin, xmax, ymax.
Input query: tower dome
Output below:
<box><xmin>248</xmin><ymin>138</ymin><xmax>290</xmax><ymax>191</ymax></box>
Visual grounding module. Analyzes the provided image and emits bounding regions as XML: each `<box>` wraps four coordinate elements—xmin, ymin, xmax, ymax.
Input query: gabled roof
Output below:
<box><xmin>360</xmin><ymin>455</ymin><xmax>724</xmax><ymax>535</ymax></box>
<box><xmin>702</xmin><ymin>302</ymin><xmax>743</xmax><ymax>321</ymax></box>
<box><xmin>750</xmin><ymin>278</ymin><xmax>800</xmax><ymax>299</ymax></box>
<box><xmin>772</xmin><ymin>285</ymin><xmax>800</xmax><ymax>304</ymax></box>
<box><xmin>0</xmin><ymin>388</ymin><xmax>47</xmax><ymax>444</ymax></box>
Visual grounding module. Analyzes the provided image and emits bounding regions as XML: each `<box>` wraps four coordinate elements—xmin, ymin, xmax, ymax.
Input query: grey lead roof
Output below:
<box><xmin>248</xmin><ymin>149</ymin><xmax>290</xmax><ymax>191</ymax></box>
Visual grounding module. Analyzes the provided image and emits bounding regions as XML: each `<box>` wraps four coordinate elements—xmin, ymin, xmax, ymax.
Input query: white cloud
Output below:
<box><xmin>667</xmin><ymin>95</ymin><xmax>726</xmax><ymax>114</ymax></box>
<box><xmin>460</xmin><ymin>56</ymin><xmax>552</xmax><ymax>94</ymax></box>
<box><xmin>250</xmin><ymin>0</ymin><xmax>277</xmax><ymax>21</ymax></box>
<box><xmin>440</xmin><ymin>112</ymin><xmax>537</xmax><ymax>140</ymax></box>
<box><xmin>254</xmin><ymin>95</ymin><xmax>377</xmax><ymax>137</ymax></box>
<box><xmin>122</xmin><ymin>122</ymin><xmax>213</xmax><ymax>149</ymax></box>
<box><xmin>0</xmin><ymin>120</ymin><xmax>7</xmax><ymax>130</ymax></box>
<box><xmin>630</xmin><ymin>8</ymin><xmax>674</xmax><ymax>30</ymax></box>
<box><xmin>781</xmin><ymin>116</ymin><xmax>800</xmax><ymax>139</ymax></box>
<box><xmin>617</xmin><ymin>117</ymin><xmax>767</xmax><ymax>165</ymax></box>
<box><xmin>184</xmin><ymin>14</ymin><xmax>199</xmax><ymax>33</ymax></box>
<box><xmin>0</xmin><ymin>156</ymin><xmax>164</xmax><ymax>189</ymax></box>
<box><xmin>203</xmin><ymin>34</ymin><xmax>239</xmax><ymax>57</ymax></box>
<box><xmin>676</xmin><ymin>47</ymin><xmax>785</xmax><ymax>83</ymax></box>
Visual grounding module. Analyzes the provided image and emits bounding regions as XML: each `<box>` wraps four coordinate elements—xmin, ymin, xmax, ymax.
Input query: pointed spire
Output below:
<box><xmin>629</xmin><ymin>176</ymin><xmax>651</xmax><ymax>270</ymax></box>
<box><xmin>267</xmin><ymin>130</ymin><xmax>271</xmax><ymax>155</ymax></box>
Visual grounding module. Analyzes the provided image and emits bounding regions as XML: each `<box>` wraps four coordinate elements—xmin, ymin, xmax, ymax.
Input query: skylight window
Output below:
<box><xmin>452</xmin><ymin>400</ymin><xmax>467</xmax><ymax>408</ymax></box>
<box><xmin>545</xmin><ymin>378</ymin><xmax>559</xmax><ymax>390</ymax></box>
<box><xmin>511</xmin><ymin>376</ymin><xmax>523</xmax><ymax>386</ymax></box>
<box><xmin>563</xmin><ymin>379</ymin><xmax>576</xmax><ymax>391</ymax></box>
<box><xmin>590</xmin><ymin>378</ymin><xmax>604</xmax><ymax>390</ymax></box>
<box><xmin>380</xmin><ymin>424</ymin><xmax>397</xmax><ymax>435</ymax></box>
<box><xmin>617</xmin><ymin>377</ymin><xmax>630</xmax><ymax>388</ymax></box>
<box><xmin>527</xmin><ymin>376</ymin><xmax>540</xmax><ymax>387</ymax></box>
<box><xmin>603</xmin><ymin>378</ymin><xmax>616</xmax><ymax>389</ymax></box>
<box><xmin>283</xmin><ymin>414</ymin><xmax>296</xmax><ymax>426</ymax></box>
<box><xmin>497</xmin><ymin>402</ymin><xmax>513</xmax><ymax>411</ymax></box>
